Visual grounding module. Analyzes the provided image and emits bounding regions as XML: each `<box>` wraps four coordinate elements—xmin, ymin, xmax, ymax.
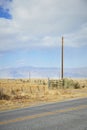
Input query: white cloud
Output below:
<box><xmin>64</xmin><ymin>24</ymin><xmax>87</xmax><ymax>47</ymax></box>
<box><xmin>0</xmin><ymin>0</ymin><xmax>87</xmax><ymax>52</ymax></box>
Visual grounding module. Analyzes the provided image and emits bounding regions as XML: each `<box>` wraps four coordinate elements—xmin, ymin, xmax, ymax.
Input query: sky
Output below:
<box><xmin>0</xmin><ymin>0</ymin><xmax>87</xmax><ymax>69</ymax></box>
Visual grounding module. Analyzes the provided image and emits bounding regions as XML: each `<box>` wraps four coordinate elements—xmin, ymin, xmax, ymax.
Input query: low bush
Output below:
<box><xmin>73</xmin><ymin>82</ymin><xmax>80</xmax><ymax>89</ymax></box>
<box><xmin>63</xmin><ymin>78</ymin><xmax>81</xmax><ymax>89</ymax></box>
<box><xmin>0</xmin><ymin>88</ymin><xmax>10</xmax><ymax>100</ymax></box>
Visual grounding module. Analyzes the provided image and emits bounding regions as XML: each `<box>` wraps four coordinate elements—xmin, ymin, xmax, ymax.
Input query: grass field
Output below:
<box><xmin>0</xmin><ymin>78</ymin><xmax>87</xmax><ymax>111</ymax></box>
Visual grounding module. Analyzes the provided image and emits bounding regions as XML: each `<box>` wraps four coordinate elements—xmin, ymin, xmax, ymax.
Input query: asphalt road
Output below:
<box><xmin>0</xmin><ymin>98</ymin><xmax>87</xmax><ymax>130</ymax></box>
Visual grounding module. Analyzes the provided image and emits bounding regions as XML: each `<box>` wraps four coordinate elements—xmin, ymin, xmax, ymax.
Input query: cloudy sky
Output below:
<box><xmin>0</xmin><ymin>0</ymin><xmax>87</xmax><ymax>69</ymax></box>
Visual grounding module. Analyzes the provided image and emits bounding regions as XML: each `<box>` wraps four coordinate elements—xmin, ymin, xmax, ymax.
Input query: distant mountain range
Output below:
<box><xmin>0</xmin><ymin>66</ymin><xmax>87</xmax><ymax>79</ymax></box>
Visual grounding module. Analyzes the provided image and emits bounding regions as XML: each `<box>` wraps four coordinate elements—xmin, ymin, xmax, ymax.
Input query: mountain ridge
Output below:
<box><xmin>0</xmin><ymin>66</ymin><xmax>87</xmax><ymax>78</ymax></box>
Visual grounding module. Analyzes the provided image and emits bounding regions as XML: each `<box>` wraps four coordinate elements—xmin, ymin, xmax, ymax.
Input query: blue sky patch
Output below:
<box><xmin>0</xmin><ymin>6</ymin><xmax>12</xmax><ymax>19</ymax></box>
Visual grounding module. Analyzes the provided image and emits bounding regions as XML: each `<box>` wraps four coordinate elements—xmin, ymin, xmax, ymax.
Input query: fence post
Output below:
<box><xmin>48</xmin><ymin>78</ymin><xmax>50</xmax><ymax>88</ymax></box>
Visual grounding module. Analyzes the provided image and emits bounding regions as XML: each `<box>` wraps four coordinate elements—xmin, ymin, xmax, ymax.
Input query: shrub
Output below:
<box><xmin>63</xmin><ymin>78</ymin><xmax>74</xmax><ymax>88</ymax></box>
<box><xmin>74</xmin><ymin>82</ymin><xmax>80</xmax><ymax>89</ymax></box>
<box><xmin>0</xmin><ymin>88</ymin><xmax>10</xmax><ymax>100</ymax></box>
<box><xmin>63</xmin><ymin>79</ymin><xmax>81</xmax><ymax>89</ymax></box>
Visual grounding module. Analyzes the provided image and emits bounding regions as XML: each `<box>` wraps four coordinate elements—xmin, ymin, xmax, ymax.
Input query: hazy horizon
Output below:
<box><xmin>0</xmin><ymin>66</ymin><xmax>87</xmax><ymax>79</ymax></box>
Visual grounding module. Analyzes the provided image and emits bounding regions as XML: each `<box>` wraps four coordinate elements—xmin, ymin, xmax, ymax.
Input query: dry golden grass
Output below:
<box><xmin>0</xmin><ymin>78</ymin><xmax>87</xmax><ymax>111</ymax></box>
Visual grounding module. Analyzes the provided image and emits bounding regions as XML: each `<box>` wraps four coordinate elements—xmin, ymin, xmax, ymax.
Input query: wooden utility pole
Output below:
<box><xmin>61</xmin><ymin>36</ymin><xmax>64</xmax><ymax>80</ymax></box>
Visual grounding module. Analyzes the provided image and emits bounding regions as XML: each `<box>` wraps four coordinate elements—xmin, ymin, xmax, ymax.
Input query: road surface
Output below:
<box><xmin>0</xmin><ymin>98</ymin><xmax>87</xmax><ymax>130</ymax></box>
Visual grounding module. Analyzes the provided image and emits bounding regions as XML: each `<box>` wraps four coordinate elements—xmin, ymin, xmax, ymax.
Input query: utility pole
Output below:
<box><xmin>61</xmin><ymin>36</ymin><xmax>64</xmax><ymax>80</ymax></box>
